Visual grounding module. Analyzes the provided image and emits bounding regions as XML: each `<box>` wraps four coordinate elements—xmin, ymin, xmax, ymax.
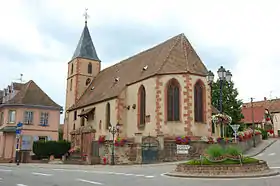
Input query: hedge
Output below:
<box><xmin>33</xmin><ymin>140</ymin><xmax>71</xmax><ymax>159</ymax></box>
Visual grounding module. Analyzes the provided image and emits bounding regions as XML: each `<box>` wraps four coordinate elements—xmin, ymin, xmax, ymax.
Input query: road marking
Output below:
<box><xmin>17</xmin><ymin>184</ymin><xmax>28</xmax><ymax>186</ymax></box>
<box><xmin>256</xmin><ymin>153</ymin><xmax>263</xmax><ymax>157</ymax></box>
<box><xmin>268</xmin><ymin>153</ymin><xmax>276</xmax><ymax>156</ymax></box>
<box><xmin>76</xmin><ymin>178</ymin><xmax>103</xmax><ymax>185</ymax></box>
<box><xmin>53</xmin><ymin>168</ymin><xmax>155</xmax><ymax>178</ymax></box>
<box><xmin>145</xmin><ymin>175</ymin><xmax>155</xmax><ymax>178</ymax></box>
<box><xmin>160</xmin><ymin>172</ymin><xmax>280</xmax><ymax>180</ymax></box>
<box><xmin>0</xmin><ymin>169</ymin><xmax>12</xmax><ymax>172</ymax></box>
<box><xmin>32</xmin><ymin>172</ymin><xmax>52</xmax><ymax>176</ymax></box>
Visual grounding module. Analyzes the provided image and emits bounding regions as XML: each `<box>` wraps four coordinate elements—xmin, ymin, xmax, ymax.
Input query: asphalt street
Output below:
<box><xmin>1</xmin><ymin>140</ymin><xmax>280</xmax><ymax>186</ymax></box>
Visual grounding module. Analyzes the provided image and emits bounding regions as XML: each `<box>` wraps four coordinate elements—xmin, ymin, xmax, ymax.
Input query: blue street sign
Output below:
<box><xmin>16</xmin><ymin>129</ymin><xmax>21</xmax><ymax>135</ymax></box>
<box><xmin>17</xmin><ymin>122</ymin><xmax>23</xmax><ymax>128</ymax></box>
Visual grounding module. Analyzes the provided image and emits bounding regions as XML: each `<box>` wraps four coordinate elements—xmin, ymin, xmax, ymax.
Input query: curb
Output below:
<box><xmin>247</xmin><ymin>139</ymin><xmax>277</xmax><ymax>157</ymax></box>
<box><xmin>163</xmin><ymin>170</ymin><xmax>280</xmax><ymax>179</ymax></box>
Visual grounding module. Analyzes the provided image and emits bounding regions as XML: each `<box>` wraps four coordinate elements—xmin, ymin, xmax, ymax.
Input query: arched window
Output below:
<box><xmin>85</xmin><ymin>78</ymin><xmax>91</xmax><ymax>86</ymax></box>
<box><xmin>194</xmin><ymin>80</ymin><xmax>204</xmax><ymax>122</ymax></box>
<box><xmin>166</xmin><ymin>79</ymin><xmax>180</xmax><ymax>121</ymax></box>
<box><xmin>70</xmin><ymin>79</ymin><xmax>73</xmax><ymax>91</ymax></box>
<box><xmin>88</xmin><ymin>63</ymin><xmax>92</xmax><ymax>74</ymax></box>
<box><xmin>71</xmin><ymin>63</ymin><xmax>74</xmax><ymax>74</ymax></box>
<box><xmin>105</xmin><ymin>103</ymin><xmax>110</xmax><ymax>129</ymax></box>
<box><xmin>138</xmin><ymin>85</ymin><xmax>146</xmax><ymax>127</ymax></box>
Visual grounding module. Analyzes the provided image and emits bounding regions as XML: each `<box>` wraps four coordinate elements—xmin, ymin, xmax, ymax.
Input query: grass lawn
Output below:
<box><xmin>186</xmin><ymin>157</ymin><xmax>259</xmax><ymax>165</ymax></box>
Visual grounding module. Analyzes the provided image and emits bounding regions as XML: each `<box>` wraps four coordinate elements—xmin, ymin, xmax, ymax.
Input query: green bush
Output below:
<box><xmin>186</xmin><ymin>157</ymin><xmax>259</xmax><ymax>165</ymax></box>
<box><xmin>226</xmin><ymin>146</ymin><xmax>241</xmax><ymax>156</ymax></box>
<box><xmin>256</xmin><ymin>127</ymin><xmax>268</xmax><ymax>140</ymax></box>
<box><xmin>33</xmin><ymin>140</ymin><xmax>71</xmax><ymax>159</ymax></box>
<box><xmin>206</xmin><ymin>144</ymin><xmax>225</xmax><ymax>158</ymax></box>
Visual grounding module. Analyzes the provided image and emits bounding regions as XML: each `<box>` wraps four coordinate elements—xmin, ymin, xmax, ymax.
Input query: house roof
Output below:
<box><xmin>243</xmin><ymin>98</ymin><xmax>280</xmax><ymax>113</ymax></box>
<box><xmin>70</xmin><ymin>33</ymin><xmax>208</xmax><ymax>110</ymax></box>
<box><xmin>211</xmin><ymin>106</ymin><xmax>219</xmax><ymax>114</ymax></box>
<box><xmin>241</xmin><ymin>98</ymin><xmax>280</xmax><ymax>124</ymax></box>
<box><xmin>72</xmin><ymin>23</ymin><xmax>101</xmax><ymax>62</ymax></box>
<box><xmin>3</xmin><ymin>80</ymin><xmax>61</xmax><ymax>109</ymax></box>
<box><xmin>241</xmin><ymin>106</ymin><xmax>265</xmax><ymax>124</ymax></box>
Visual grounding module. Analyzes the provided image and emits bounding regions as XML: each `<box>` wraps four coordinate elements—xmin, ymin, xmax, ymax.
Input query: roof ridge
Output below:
<box><xmin>155</xmin><ymin>34</ymin><xmax>182</xmax><ymax>74</ymax></box>
<box><xmin>19</xmin><ymin>80</ymin><xmax>32</xmax><ymax>103</ymax></box>
<box><xmin>181</xmin><ymin>34</ymin><xmax>190</xmax><ymax>72</ymax></box>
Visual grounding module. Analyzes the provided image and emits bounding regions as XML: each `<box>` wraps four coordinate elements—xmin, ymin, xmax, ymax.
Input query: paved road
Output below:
<box><xmin>1</xmin><ymin>140</ymin><xmax>280</xmax><ymax>186</ymax></box>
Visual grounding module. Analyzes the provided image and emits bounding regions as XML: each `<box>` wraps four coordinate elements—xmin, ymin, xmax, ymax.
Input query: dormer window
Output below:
<box><xmin>143</xmin><ymin>65</ymin><xmax>148</xmax><ymax>71</ymax></box>
<box><xmin>115</xmin><ymin>77</ymin><xmax>120</xmax><ymax>82</ymax></box>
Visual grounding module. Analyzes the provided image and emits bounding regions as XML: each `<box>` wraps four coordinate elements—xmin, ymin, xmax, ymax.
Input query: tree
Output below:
<box><xmin>211</xmin><ymin>80</ymin><xmax>244</xmax><ymax>136</ymax></box>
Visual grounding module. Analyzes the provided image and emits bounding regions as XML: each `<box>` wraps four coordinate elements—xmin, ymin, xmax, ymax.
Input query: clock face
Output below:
<box><xmin>86</xmin><ymin>78</ymin><xmax>91</xmax><ymax>86</ymax></box>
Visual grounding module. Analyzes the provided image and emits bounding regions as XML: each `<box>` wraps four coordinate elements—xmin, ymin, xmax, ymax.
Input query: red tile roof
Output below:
<box><xmin>242</xmin><ymin>106</ymin><xmax>265</xmax><ymax>124</ymax></box>
<box><xmin>242</xmin><ymin>98</ymin><xmax>280</xmax><ymax>124</ymax></box>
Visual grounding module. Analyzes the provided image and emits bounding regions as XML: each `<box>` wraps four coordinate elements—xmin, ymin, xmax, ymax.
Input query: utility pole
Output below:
<box><xmin>251</xmin><ymin>97</ymin><xmax>256</xmax><ymax>148</ymax></box>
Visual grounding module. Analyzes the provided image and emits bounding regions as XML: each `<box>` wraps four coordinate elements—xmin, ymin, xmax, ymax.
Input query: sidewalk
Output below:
<box><xmin>244</xmin><ymin>138</ymin><xmax>277</xmax><ymax>157</ymax></box>
<box><xmin>1</xmin><ymin>139</ymin><xmax>277</xmax><ymax>169</ymax></box>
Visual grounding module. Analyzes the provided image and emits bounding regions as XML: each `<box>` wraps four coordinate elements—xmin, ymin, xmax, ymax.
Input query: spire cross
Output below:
<box><xmin>83</xmin><ymin>8</ymin><xmax>89</xmax><ymax>24</ymax></box>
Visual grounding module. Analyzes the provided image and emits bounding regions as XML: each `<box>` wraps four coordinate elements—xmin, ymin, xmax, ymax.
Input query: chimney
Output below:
<box><xmin>264</xmin><ymin>97</ymin><xmax>267</xmax><ymax>101</ymax></box>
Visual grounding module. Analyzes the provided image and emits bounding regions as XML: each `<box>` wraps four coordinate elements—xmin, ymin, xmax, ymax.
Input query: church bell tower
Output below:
<box><xmin>63</xmin><ymin>8</ymin><xmax>101</xmax><ymax>140</ymax></box>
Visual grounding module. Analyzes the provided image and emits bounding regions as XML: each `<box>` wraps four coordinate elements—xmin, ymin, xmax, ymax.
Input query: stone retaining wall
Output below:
<box><xmin>176</xmin><ymin>160</ymin><xmax>269</xmax><ymax>175</ymax></box>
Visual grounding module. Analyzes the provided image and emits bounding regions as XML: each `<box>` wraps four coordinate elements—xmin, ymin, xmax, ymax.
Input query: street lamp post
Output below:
<box><xmin>108</xmin><ymin>123</ymin><xmax>120</xmax><ymax>165</ymax></box>
<box><xmin>207</xmin><ymin>66</ymin><xmax>232</xmax><ymax>138</ymax></box>
<box><xmin>207</xmin><ymin>70</ymin><xmax>215</xmax><ymax>134</ymax></box>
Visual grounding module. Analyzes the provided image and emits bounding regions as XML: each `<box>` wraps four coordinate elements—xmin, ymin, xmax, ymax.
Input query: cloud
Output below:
<box><xmin>1</xmin><ymin>0</ymin><xmax>280</xmax><ymax>124</ymax></box>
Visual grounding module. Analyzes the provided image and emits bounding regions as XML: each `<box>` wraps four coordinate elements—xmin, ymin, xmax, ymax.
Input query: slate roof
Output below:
<box><xmin>70</xmin><ymin>33</ymin><xmax>208</xmax><ymax>110</ymax></box>
<box><xmin>3</xmin><ymin>80</ymin><xmax>61</xmax><ymax>109</ymax></box>
<box><xmin>72</xmin><ymin>23</ymin><xmax>101</xmax><ymax>62</ymax></box>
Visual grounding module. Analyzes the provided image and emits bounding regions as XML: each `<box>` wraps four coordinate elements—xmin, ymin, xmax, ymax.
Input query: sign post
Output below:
<box><xmin>15</xmin><ymin>122</ymin><xmax>23</xmax><ymax>166</ymax></box>
<box><xmin>230</xmin><ymin>124</ymin><xmax>240</xmax><ymax>142</ymax></box>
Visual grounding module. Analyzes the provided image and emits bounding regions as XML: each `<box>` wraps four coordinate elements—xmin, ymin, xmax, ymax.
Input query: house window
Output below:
<box><xmin>138</xmin><ymin>85</ymin><xmax>146</xmax><ymax>126</ymax></box>
<box><xmin>8</xmin><ymin>110</ymin><xmax>16</xmax><ymax>123</ymax></box>
<box><xmin>40</xmin><ymin>112</ymin><xmax>49</xmax><ymax>126</ymax></box>
<box><xmin>74</xmin><ymin>111</ymin><xmax>77</xmax><ymax>120</ymax></box>
<box><xmin>71</xmin><ymin>63</ymin><xmax>74</xmax><ymax>74</ymax></box>
<box><xmin>105</xmin><ymin>103</ymin><xmax>110</xmax><ymax>129</ymax></box>
<box><xmin>24</xmin><ymin>111</ymin><xmax>33</xmax><ymax>124</ymax></box>
<box><xmin>166</xmin><ymin>79</ymin><xmax>180</xmax><ymax>121</ymax></box>
<box><xmin>0</xmin><ymin>112</ymin><xmax>3</xmax><ymax>125</ymax></box>
<box><xmin>88</xmin><ymin>63</ymin><xmax>92</xmax><ymax>74</ymax></box>
<box><xmin>194</xmin><ymin>80</ymin><xmax>204</xmax><ymax>122</ymax></box>
<box><xmin>70</xmin><ymin>79</ymin><xmax>73</xmax><ymax>91</ymax></box>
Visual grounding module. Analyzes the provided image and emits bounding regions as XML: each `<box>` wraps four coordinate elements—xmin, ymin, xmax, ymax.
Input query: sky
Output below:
<box><xmin>1</xmin><ymin>0</ymin><xmax>280</xmax><ymax>122</ymax></box>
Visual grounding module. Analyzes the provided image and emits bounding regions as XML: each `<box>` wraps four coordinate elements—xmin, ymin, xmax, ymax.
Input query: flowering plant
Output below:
<box><xmin>98</xmin><ymin>135</ymin><xmax>106</xmax><ymax>144</ymax></box>
<box><xmin>114</xmin><ymin>137</ymin><xmax>127</xmax><ymax>146</ymax></box>
<box><xmin>175</xmin><ymin>136</ymin><xmax>191</xmax><ymax>144</ymax></box>
<box><xmin>237</xmin><ymin>128</ymin><xmax>261</xmax><ymax>141</ymax></box>
<box><xmin>264</xmin><ymin>109</ymin><xmax>273</xmax><ymax>122</ymax></box>
<box><xmin>201</xmin><ymin>136</ymin><xmax>216</xmax><ymax>144</ymax></box>
<box><xmin>267</xmin><ymin>129</ymin><xmax>274</xmax><ymax>135</ymax></box>
<box><xmin>212</xmin><ymin>114</ymin><xmax>232</xmax><ymax>125</ymax></box>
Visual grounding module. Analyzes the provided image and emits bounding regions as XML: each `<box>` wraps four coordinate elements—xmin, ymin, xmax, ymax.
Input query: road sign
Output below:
<box><xmin>17</xmin><ymin>122</ymin><xmax>23</xmax><ymax>128</ymax></box>
<box><xmin>230</xmin><ymin>124</ymin><xmax>240</xmax><ymax>132</ymax></box>
<box><xmin>16</xmin><ymin>129</ymin><xmax>21</xmax><ymax>135</ymax></box>
<box><xmin>176</xmin><ymin>145</ymin><xmax>191</xmax><ymax>154</ymax></box>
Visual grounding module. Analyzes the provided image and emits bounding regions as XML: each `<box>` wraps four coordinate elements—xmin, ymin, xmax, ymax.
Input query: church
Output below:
<box><xmin>63</xmin><ymin>17</ymin><xmax>216</xmax><ymax>156</ymax></box>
